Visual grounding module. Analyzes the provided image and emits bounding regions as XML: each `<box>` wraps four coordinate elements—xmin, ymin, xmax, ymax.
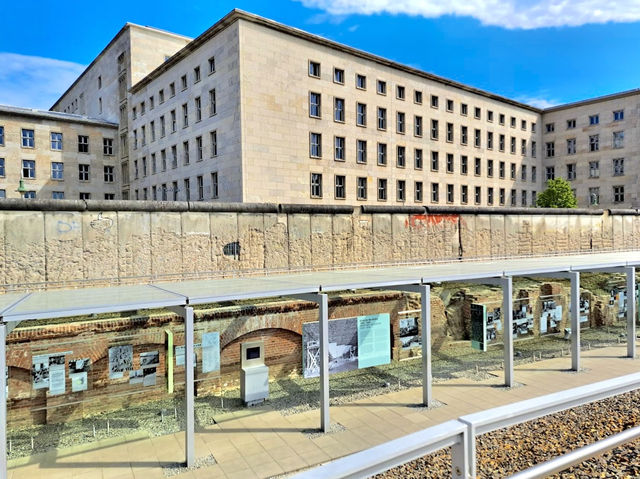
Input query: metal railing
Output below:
<box><xmin>291</xmin><ymin>372</ymin><xmax>640</xmax><ymax>479</ymax></box>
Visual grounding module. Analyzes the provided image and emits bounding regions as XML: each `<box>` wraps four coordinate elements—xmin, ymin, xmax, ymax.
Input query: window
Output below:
<box><xmin>499</xmin><ymin>161</ymin><xmax>505</xmax><ymax>179</ymax></box>
<box><xmin>589</xmin><ymin>114</ymin><xmax>599</xmax><ymax>125</ymax></box>
<box><xmin>589</xmin><ymin>187</ymin><xmax>599</xmax><ymax>205</ymax></box>
<box><xmin>22</xmin><ymin>159</ymin><xmax>35</xmax><ymax>178</ymax></box>
<box><xmin>521</xmin><ymin>190</ymin><xmax>528</xmax><ymax>207</ymax></box>
<box><xmin>181</xmin><ymin>74</ymin><xmax>188</xmax><ymax>90</ymax></box>
<box><xmin>499</xmin><ymin>188</ymin><xmax>505</xmax><ymax>205</ymax></box>
<box><xmin>461</xmin><ymin>126</ymin><xmax>468</xmax><ymax>145</ymax></box>
<box><xmin>474</xmin><ymin>186</ymin><xmax>481</xmax><ymax>204</ymax></box>
<box><xmin>511</xmin><ymin>163</ymin><xmax>516</xmax><ymax>180</ymax></box>
<box><xmin>0</xmin><ymin>126</ymin><xmax>3</xmax><ymax>145</ymax></box>
<box><xmin>171</xmin><ymin>145</ymin><xmax>178</xmax><ymax>168</ymax></box>
<box><xmin>431</xmin><ymin>151</ymin><xmax>439</xmax><ymax>171</ymax></box>
<box><xmin>613</xmin><ymin>131</ymin><xmax>624</xmax><ymax>149</ymax></box>
<box><xmin>334</xmin><ymin>136</ymin><xmax>345</xmax><ymax>161</ymax></box>
<box><xmin>396</xmin><ymin>85</ymin><xmax>405</xmax><ymax>100</ymax></box>
<box><xmin>335</xmin><ymin>175</ymin><xmax>346</xmax><ymax>199</ymax></box>
<box><xmin>149</xmin><ymin>96</ymin><xmax>154</xmax><ymax>110</ymax></box>
<box><xmin>209</xmin><ymin>89</ymin><xmax>217</xmax><ymax>116</ymax></box>
<box><xmin>309</xmin><ymin>61</ymin><xmax>320</xmax><ymax>78</ymax></box>
<box><xmin>414</xmin><ymin>148</ymin><xmax>423</xmax><ymax>169</ymax></box>
<box><xmin>171</xmin><ymin>110</ymin><xmax>177</xmax><ymax>132</ymax></box>
<box><xmin>474</xmin><ymin>107</ymin><xmax>481</xmax><ymax>119</ymax></box>
<box><xmin>499</xmin><ymin>134</ymin><xmax>505</xmax><ymax>152</ymax></box>
<box><xmin>194</xmin><ymin>66</ymin><xmax>201</xmax><ymax>83</ymax></box>
<box><xmin>211</xmin><ymin>172</ymin><xmax>219</xmax><ymax>198</ymax></box>
<box><xmin>474</xmin><ymin>157</ymin><xmax>481</xmax><ymax>176</ymax></box>
<box><xmin>161</xmin><ymin>149</ymin><xmax>167</xmax><ymax>171</ymax></box>
<box><xmin>309</xmin><ymin>92</ymin><xmax>321</xmax><ymax>117</ymax></box>
<box><xmin>196</xmin><ymin>175</ymin><xmax>204</xmax><ymax>201</ymax></box>
<box><xmin>376</xmin><ymin>107</ymin><xmax>385</xmax><ymax>129</ymax></box>
<box><xmin>447</xmin><ymin>184</ymin><xmax>455</xmax><ymax>203</ymax></box>
<box><xmin>510</xmin><ymin>136</ymin><xmax>515</xmax><ymax>154</ymax></box>
<box><xmin>461</xmin><ymin>155</ymin><xmax>468</xmax><ymax>175</ymax></box>
<box><xmin>487</xmin><ymin>110</ymin><xmax>494</xmax><ymax>122</ymax></box>
<box><xmin>431</xmin><ymin>183</ymin><xmax>439</xmax><ymax>203</ymax></box>
<box><xmin>160</xmin><ymin>116</ymin><xmax>166</xmax><ymax>137</ymax></box>
<box><xmin>396</xmin><ymin>146</ymin><xmax>406</xmax><ymax>167</ymax></box>
<box><xmin>210</xmin><ymin>131</ymin><xmax>218</xmax><ymax>157</ymax></box>
<box><xmin>172</xmin><ymin>182</ymin><xmax>178</xmax><ymax>201</ymax></box>
<box><xmin>487</xmin><ymin>187</ymin><xmax>494</xmax><ymax>205</ymax></box>
<box><xmin>52</xmin><ymin>191</ymin><xmax>64</xmax><ymax>200</ymax></box>
<box><xmin>161</xmin><ymin>184</ymin><xmax>167</xmax><ymax>201</ymax></box>
<box><xmin>170</xmin><ymin>82</ymin><xmax>176</xmax><ymax>97</ymax></box>
<box><xmin>430</xmin><ymin>95</ymin><xmax>439</xmax><ymax>108</ymax></box>
<box><xmin>545</xmin><ymin>123</ymin><xmax>555</xmax><ymax>133</ymax></box>
<box><xmin>461</xmin><ymin>185</ymin><xmax>468</xmax><ymax>204</ymax></box>
<box><xmin>97</xmin><ymin>75</ymin><xmax>102</xmax><ymax>89</ymax></box>
<box><xmin>24</xmin><ymin>191</ymin><xmax>36</xmax><ymax>199</ymax></box>
<box><xmin>567</xmin><ymin>138</ymin><xmax>576</xmax><ymax>155</ymax></box>
<box><xmin>104</xmin><ymin>165</ymin><xmax>114</xmax><ymax>183</ymax></box>
<box><xmin>510</xmin><ymin>117</ymin><xmax>516</xmax><ymax>128</ymax></box>
<box><xmin>521</xmin><ymin>139</ymin><xmax>527</xmax><ymax>155</ymax></box>
<box><xmin>357</xmin><ymin>139</ymin><xmax>367</xmax><ymax>164</ymax></box>
<box><xmin>182</xmin><ymin>103</ymin><xmax>189</xmax><ymax>127</ymax></box>
<box><xmin>51</xmin><ymin>132</ymin><xmax>63</xmax><ymax>150</ymax></box>
<box><xmin>415</xmin><ymin>116</ymin><xmax>423</xmax><ymax>137</ymax></box>
<box><xmin>133</xmin><ymin>107</ymin><xmax>138</xmax><ymax>119</ymax></box>
<box><xmin>567</xmin><ymin>119</ymin><xmax>576</xmax><ymax>129</ymax></box>
<box><xmin>377</xmin><ymin>80</ymin><xmax>386</xmax><ymax>95</ymax></box>
<box><xmin>521</xmin><ymin>164</ymin><xmax>527</xmax><ymax>181</ymax></box>
<box><xmin>531</xmin><ymin>141</ymin><xmax>537</xmax><ymax>158</ymax></box>
<box><xmin>0</xmin><ymin>158</ymin><xmax>3</xmax><ymax>177</ymax></box>
<box><xmin>396</xmin><ymin>180</ymin><xmax>406</xmax><ymax>201</ymax></box>
<box><xmin>334</xmin><ymin>98</ymin><xmax>345</xmax><ymax>122</ymax></box>
<box><xmin>521</xmin><ymin>120</ymin><xmax>527</xmax><ymax>130</ymax></box>
<box><xmin>356</xmin><ymin>74</ymin><xmax>366</xmax><ymax>89</ymax></box>
<box><xmin>333</xmin><ymin>68</ymin><xmax>344</xmax><ymax>84</ymax></box>
<box><xmin>151</xmin><ymin>153</ymin><xmax>157</xmax><ymax>174</ymax></box>
<box><xmin>396</xmin><ymin>112</ymin><xmax>405</xmax><ymax>133</ymax></box>
<box><xmin>614</xmin><ymin>110</ymin><xmax>624</xmax><ymax>121</ymax></box>
<box><xmin>415</xmin><ymin>181</ymin><xmax>423</xmax><ymax>202</ymax></box>
<box><xmin>377</xmin><ymin>178</ymin><xmax>387</xmax><ymax>200</ymax></box>
<box><xmin>431</xmin><ymin>119</ymin><xmax>439</xmax><ymax>140</ymax></box>
<box><xmin>357</xmin><ymin>177</ymin><xmax>367</xmax><ymax>200</ymax></box>
<box><xmin>510</xmin><ymin>189</ymin><xmax>517</xmax><ymax>206</ymax></box>
<box><xmin>104</xmin><ymin>193</ymin><xmax>115</xmax><ymax>200</ymax></box>
<box><xmin>545</xmin><ymin>141</ymin><xmax>555</xmax><ymax>157</ymax></box>
<box><xmin>532</xmin><ymin>166</ymin><xmax>537</xmax><ymax>182</ymax></box>
<box><xmin>159</xmin><ymin>89</ymin><xmax>165</xmax><ymax>103</ymax></box>
<box><xmin>121</xmin><ymin>161</ymin><xmax>129</xmax><ymax>184</ymax></box>
<box><xmin>22</xmin><ymin>129</ymin><xmax>35</xmax><ymax>147</ymax></box>
<box><xmin>487</xmin><ymin>131</ymin><xmax>493</xmax><ymax>149</ymax></box>
<box><xmin>589</xmin><ymin>161</ymin><xmax>600</xmax><ymax>178</ymax></box>
<box><xmin>377</xmin><ymin>143</ymin><xmax>387</xmax><ymax>165</ymax></box>
<box><xmin>183</xmin><ymin>141</ymin><xmax>190</xmax><ymax>165</ymax></box>
<box><xmin>78</xmin><ymin>164</ymin><xmax>90</xmax><ymax>181</ymax></box>
<box><xmin>567</xmin><ymin>163</ymin><xmax>576</xmax><ymax>180</ymax></box>
<box><xmin>357</xmin><ymin>103</ymin><xmax>367</xmax><ymax>127</ymax></box>
<box><xmin>79</xmin><ymin>193</ymin><xmax>90</xmax><ymax>200</ymax></box>
<box><xmin>196</xmin><ymin>136</ymin><xmax>203</xmax><ymax>161</ymax></box>
<box><xmin>474</xmin><ymin>129</ymin><xmax>481</xmax><ymax>148</ymax></box>
<box><xmin>101</xmin><ymin>138</ymin><xmax>113</xmax><ymax>156</ymax></box>
<box><xmin>447</xmin><ymin>153</ymin><xmax>454</xmax><ymax>173</ymax></box>
<box><xmin>545</xmin><ymin>166</ymin><xmax>555</xmax><ymax>181</ymax></box>
<box><xmin>141</xmin><ymin>101</ymin><xmax>146</xmax><ymax>116</ymax></box>
<box><xmin>614</xmin><ymin>186</ymin><xmax>625</xmax><ymax>203</ymax></box>
<box><xmin>141</xmin><ymin>126</ymin><xmax>146</xmax><ymax>146</ymax></box>
<box><xmin>487</xmin><ymin>159</ymin><xmax>494</xmax><ymax>177</ymax></box>
<box><xmin>613</xmin><ymin>158</ymin><xmax>624</xmax><ymax>176</ymax></box>
<box><xmin>589</xmin><ymin>134</ymin><xmax>599</xmax><ymax>152</ymax></box>
<box><xmin>310</xmin><ymin>133</ymin><xmax>322</xmax><ymax>157</ymax></box>
<box><xmin>461</xmin><ymin>103</ymin><xmax>468</xmax><ymax>116</ymax></box>
<box><xmin>208</xmin><ymin>57</ymin><xmax>216</xmax><ymax>74</ymax></box>
<box><xmin>446</xmin><ymin>99</ymin><xmax>454</xmax><ymax>112</ymax></box>
<box><xmin>414</xmin><ymin>90</ymin><xmax>423</xmax><ymax>104</ymax></box>
<box><xmin>195</xmin><ymin>97</ymin><xmax>202</xmax><ymax>122</ymax></box>
<box><xmin>184</xmin><ymin>178</ymin><xmax>191</xmax><ymax>201</ymax></box>
<box><xmin>51</xmin><ymin>162</ymin><xmax>64</xmax><ymax>180</ymax></box>
<box><xmin>446</xmin><ymin>122</ymin><xmax>453</xmax><ymax>142</ymax></box>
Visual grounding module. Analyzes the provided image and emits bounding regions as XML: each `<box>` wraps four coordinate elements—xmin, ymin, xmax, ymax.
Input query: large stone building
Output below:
<box><xmin>1</xmin><ymin>10</ymin><xmax>638</xmax><ymax>207</ymax></box>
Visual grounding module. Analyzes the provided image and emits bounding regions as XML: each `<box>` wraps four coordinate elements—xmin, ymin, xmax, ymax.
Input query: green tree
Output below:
<box><xmin>536</xmin><ymin>178</ymin><xmax>578</xmax><ymax>208</ymax></box>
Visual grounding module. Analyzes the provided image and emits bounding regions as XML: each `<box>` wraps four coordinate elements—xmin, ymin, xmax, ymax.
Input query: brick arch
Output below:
<box><xmin>219</xmin><ymin>313</ymin><xmax>301</xmax><ymax>349</ymax></box>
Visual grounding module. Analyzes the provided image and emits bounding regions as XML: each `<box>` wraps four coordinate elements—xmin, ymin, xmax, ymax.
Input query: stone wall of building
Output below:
<box><xmin>0</xmin><ymin>200</ymin><xmax>637</xmax><ymax>291</ymax></box>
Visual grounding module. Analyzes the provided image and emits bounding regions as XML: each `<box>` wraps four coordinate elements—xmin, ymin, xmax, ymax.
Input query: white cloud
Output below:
<box><xmin>296</xmin><ymin>0</ymin><xmax>640</xmax><ymax>29</ymax></box>
<box><xmin>515</xmin><ymin>95</ymin><xmax>560</xmax><ymax>109</ymax></box>
<box><xmin>0</xmin><ymin>53</ymin><xmax>86</xmax><ymax>110</ymax></box>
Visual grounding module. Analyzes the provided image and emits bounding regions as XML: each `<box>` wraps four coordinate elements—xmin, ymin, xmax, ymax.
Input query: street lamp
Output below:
<box><xmin>16</xmin><ymin>179</ymin><xmax>27</xmax><ymax>198</ymax></box>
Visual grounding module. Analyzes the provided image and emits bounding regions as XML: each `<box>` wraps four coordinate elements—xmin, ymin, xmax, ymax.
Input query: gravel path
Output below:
<box><xmin>377</xmin><ymin>389</ymin><xmax>640</xmax><ymax>478</ymax></box>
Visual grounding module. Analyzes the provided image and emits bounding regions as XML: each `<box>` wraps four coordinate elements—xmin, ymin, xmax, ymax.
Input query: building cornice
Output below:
<box><xmin>542</xmin><ymin>88</ymin><xmax>640</xmax><ymax>113</ymax></box>
<box><xmin>0</xmin><ymin>105</ymin><xmax>118</xmax><ymax>128</ymax></box>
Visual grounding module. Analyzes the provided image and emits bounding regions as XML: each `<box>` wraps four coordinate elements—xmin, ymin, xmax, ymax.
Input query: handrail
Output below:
<box><xmin>291</xmin><ymin>420</ymin><xmax>468</xmax><ymax>479</ymax></box>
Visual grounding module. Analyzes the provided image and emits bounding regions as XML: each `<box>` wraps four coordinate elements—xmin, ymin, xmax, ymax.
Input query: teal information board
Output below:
<box><xmin>357</xmin><ymin>313</ymin><xmax>391</xmax><ymax>369</ymax></box>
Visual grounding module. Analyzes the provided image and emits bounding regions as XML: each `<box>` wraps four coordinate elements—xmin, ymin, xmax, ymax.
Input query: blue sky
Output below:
<box><xmin>1</xmin><ymin>0</ymin><xmax>639</xmax><ymax>110</ymax></box>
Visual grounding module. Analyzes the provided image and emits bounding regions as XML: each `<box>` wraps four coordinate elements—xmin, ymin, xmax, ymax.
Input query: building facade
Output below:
<box><xmin>1</xmin><ymin>10</ymin><xmax>637</xmax><ymax>207</ymax></box>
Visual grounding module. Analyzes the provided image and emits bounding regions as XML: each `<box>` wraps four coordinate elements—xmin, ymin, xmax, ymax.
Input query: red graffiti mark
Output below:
<box><xmin>405</xmin><ymin>214</ymin><xmax>461</xmax><ymax>228</ymax></box>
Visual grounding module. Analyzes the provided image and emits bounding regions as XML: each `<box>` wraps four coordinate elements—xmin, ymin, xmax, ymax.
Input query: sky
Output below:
<box><xmin>1</xmin><ymin>0</ymin><xmax>639</xmax><ymax>111</ymax></box>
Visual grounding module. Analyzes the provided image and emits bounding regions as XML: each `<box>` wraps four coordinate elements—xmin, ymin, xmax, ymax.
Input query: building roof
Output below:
<box><xmin>0</xmin><ymin>104</ymin><xmax>118</xmax><ymax>127</ymax></box>
<box><xmin>542</xmin><ymin>88</ymin><xmax>640</xmax><ymax>113</ymax></box>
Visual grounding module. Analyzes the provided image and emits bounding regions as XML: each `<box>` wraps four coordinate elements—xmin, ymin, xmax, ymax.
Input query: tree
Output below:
<box><xmin>536</xmin><ymin>178</ymin><xmax>578</xmax><ymax>208</ymax></box>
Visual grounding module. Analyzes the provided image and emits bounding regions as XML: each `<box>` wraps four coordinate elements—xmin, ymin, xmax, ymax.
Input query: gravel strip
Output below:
<box><xmin>162</xmin><ymin>453</ymin><xmax>216</xmax><ymax>477</ymax></box>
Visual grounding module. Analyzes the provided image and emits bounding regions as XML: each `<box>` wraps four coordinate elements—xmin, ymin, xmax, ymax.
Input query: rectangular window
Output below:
<box><xmin>209</xmin><ymin>89</ymin><xmax>217</xmax><ymax>116</ymax></box>
<box><xmin>335</xmin><ymin>175</ymin><xmax>346</xmax><ymax>199</ymax></box>
<box><xmin>357</xmin><ymin>139</ymin><xmax>367</xmax><ymax>164</ymax></box>
<box><xmin>546</xmin><ymin>166</ymin><xmax>555</xmax><ymax>181</ymax></box>
<box><xmin>377</xmin><ymin>178</ymin><xmax>387</xmax><ymax>200</ymax></box>
<box><xmin>150</xmin><ymin>121</ymin><xmax>156</xmax><ymax>141</ymax></box>
<box><xmin>446</xmin><ymin>99</ymin><xmax>454</xmax><ymax>112</ymax></box>
<box><xmin>211</xmin><ymin>172</ymin><xmax>219</xmax><ymax>198</ymax></box>
<box><xmin>149</xmin><ymin>96</ymin><xmax>154</xmax><ymax>110</ymax></box>
<box><xmin>0</xmin><ymin>158</ymin><xmax>4</xmax><ymax>177</ymax></box>
<box><xmin>396</xmin><ymin>85</ymin><xmax>405</xmax><ymax>100</ymax></box>
<box><xmin>396</xmin><ymin>180</ymin><xmax>406</xmax><ymax>201</ymax></box>
<box><xmin>521</xmin><ymin>139</ymin><xmax>526</xmax><ymax>155</ymax></box>
<box><xmin>567</xmin><ymin>138</ymin><xmax>576</xmax><ymax>155</ymax></box>
<box><xmin>487</xmin><ymin>110</ymin><xmax>494</xmax><ymax>122</ymax></box>
<box><xmin>431</xmin><ymin>183</ymin><xmax>439</xmax><ymax>203</ymax></box>
<box><xmin>309</xmin><ymin>61</ymin><xmax>320</xmax><ymax>78</ymax></box>
<box><xmin>333</xmin><ymin>67</ymin><xmax>344</xmax><ymax>84</ymax></box>
<box><xmin>171</xmin><ymin>110</ymin><xmax>177</xmax><ymax>132</ymax></box>
<box><xmin>105</xmin><ymin>193</ymin><xmax>115</xmax><ymax>200</ymax></box>
<box><xmin>510</xmin><ymin>117</ymin><xmax>516</xmax><ymax>128</ymax></box>
<box><xmin>446</xmin><ymin>122</ymin><xmax>453</xmax><ymax>142</ymax></box>
<box><xmin>446</xmin><ymin>153</ymin><xmax>454</xmax><ymax>173</ymax></box>
<box><xmin>613</xmin><ymin>185</ymin><xmax>625</xmax><ymax>203</ymax></box>
<box><xmin>396</xmin><ymin>145</ymin><xmax>406</xmax><ymax>167</ymax></box>
<box><xmin>589</xmin><ymin>161</ymin><xmax>600</xmax><ymax>178</ymax></box>
<box><xmin>22</xmin><ymin>129</ymin><xmax>35</xmax><ymax>147</ymax></box>
<box><xmin>396</xmin><ymin>112</ymin><xmax>405</xmax><ymax>133</ymax></box>
<box><xmin>532</xmin><ymin>166</ymin><xmax>537</xmax><ymax>182</ymax></box>
<box><xmin>510</xmin><ymin>136</ymin><xmax>515</xmax><ymax>154</ymax></box>
<box><xmin>210</xmin><ymin>131</ymin><xmax>218</xmax><ymax>157</ymax></box>
<box><xmin>487</xmin><ymin>187</ymin><xmax>494</xmax><ymax>205</ymax></box>
<box><xmin>567</xmin><ymin>163</ymin><xmax>576</xmax><ymax>180</ymax></box>
<box><xmin>589</xmin><ymin>114</ymin><xmax>599</xmax><ymax>125</ymax></box>
<box><xmin>499</xmin><ymin>188</ymin><xmax>505</xmax><ymax>205</ymax></box>
<box><xmin>613</xmin><ymin>131</ymin><xmax>624</xmax><ymax>149</ymax></box>
<box><xmin>431</xmin><ymin>151</ymin><xmax>439</xmax><ymax>171</ymax></box>
<box><xmin>377</xmin><ymin>80</ymin><xmax>386</xmax><ymax>95</ymax></box>
<box><xmin>78</xmin><ymin>164</ymin><xmax>90</xmax><ymax>181</ymax></box>
<box><xmin>415</xmin><ymin>116</ymin><xmax>423</xmax><ymax>137</ymax></box>
<box><xmin>183</xmin><ymin>141</ymin><xmax>190</xmax><ymax>165</ymax></box>
<box><xmin>104</xmin><ymin>165</ymin><xmax>114</xmax><ymax>183</ymax></box>
<box><xmin>521</xmin><ymin>190</ymin><xmax>528</xmax><ymax>206</ymax></box>
<box><xmin>546</xmin><ymin>142</ymin><xmax>555</xmax><ymax>157</ymax></box>
<box><xmin>310</xmin><ymin>132</ymin><xmax>322</xmax><ymax>158</ymax></box>
<box><xmin>172</xmin><ymin>182</ymin><xmax>178</xmax><ymax>201</ymax></box>
<box><xmin>159</xmin><ymin>89</ymin><xmax>165</xmax><ymax>103</ymax></box>
<box><xmin>51</xmin><ymin>132</ymin><xmax>63</xmax><ymax>150</ymax></box>
<box><xmin>171</xmin><ymin>145</ymin><xmax>178</xmax><ymax>169</ymax></box>
<box><xmin>431</xmin><ymin>119</ymin><xmax>439</xmax><ymax>140</ymax></box>
<box><xmin>209</xmin><ymin>57</ymin><xmax>216</xmax><ymax>74</ymax></box>
<box><xmin>474</xmin><ymin>157</ymin><xmax>481</xmax><ymax>176</ymax></box>
<box><xmin>499</xmin><ymin>161</ymin><xmax>505</xmax><ymax>179</ymax></box>
<box><xmin>197</xmin><ymin>175</ymin><xmax>204</xmax><ymax>200</ymax></box>
<box><xmin>613</xmin><ymin>110</ymin><xmax>624</xmax><ymax>121</ymax></box>
<box><xmin>474</xmin><ymin>129</ymin><xmax>481</xmax><ymax>148</ymax></box>
<box><xmin>184</xmin><ymin>178</ymin><xmax>191</xmax><ymax>201</ymax></box>
<box><xmin>415</xmin><ymin>181</ymin><xmax>423</xmax><ymax>202</ymax></box>
<box><xmin>461</xmin><ymin>185</ymin><xmax>468</xmax><ymax>204</ymax></box>
<box><xmin>567</xmin><ymin>119</ymin><xmax>576</xmax><ymax>129</ymax></box>
<box><xmin>545</xmin><ymin>122</ymin><xmax>554</xmax><ymax>133</ymax></box>
<box><xmin>474</xmin><ymin>186</ymin><xmax>481</xmax><ymax>204</ymax></box>
<box><xmin>446</xmin><ymin>184</ymin><xmax>454</xmax><ymax>204</ymax></box>
<box><xmin>52</xmin><ymin>191</ymin><xmax>64</xmax><ymax>200</ymax></box>
<box><xmin>196</xmin><ymin>136</ymin><xmax>203</xmax><ymax>161</ymax></box>
<box><xmin>141</xmin><ymin>126</ymin><xmax>146</xmax><ymax>146</ymax></box>
<box><xmin>589</xmin><ymin>134</ymin><xmax>599</xmax><ymax>152</ymax></box>
<box><xmin>334</xmin><ymin>98</ymin><xmax>345</xmax><ymax>122</ymax></box>
<box><xmin>151</xmin><ymin>153</ymin><xmax>156</xmax><ymax>174</ymax></box>
<box><xmin>461</xmin><ymin>103</ymin><xmax>468</xmax><ymax>116</ymax></box>
<box><xmin>79</xmin><ymin>192</ymin><xmax>90</xmax><ymax>200</ymax></box>
<box><xmin>511</xmin><ymin>163</ymin><xmax>516</xmax><ymax>180</ymax></box>
<box><xmin>510</xmin><ymin>189</ymin><xmax>517</xmax><ymax>206</ymax></box>
<box><xmin>22</xmin><ymin>159</ymin><xmax>35</xmax><ymax>178</ymax></box>
<box><xmin>521</xmin><ymin>120</ymin><xmax>527</xmax><ymax>130</ymax></box>
<box><xmin>170</xmin><ymin>82</ymin><xmax>175</xmax><ymax>97</ymax></box>
<box><xmin>356</xmin><ymin>74</ymin><xmax>366</xmax><ymax>89</ymax></box>
<box><xmin>357</xmin><ymin>103</ymin><xmax>367</xmax><ymax>127</ymax></box>
<box><xmin>195</xmin><ymin>97</ymin><xmax>202</xmax><ymax>122</ymax></box>
<box><xmin>589</xmin><ymin>187</ymin><xmax>600</xmax><ymax>205</ymax></box>
<box><xmin>474</xmin><ymin>107</ymin><xmax>481</xmax><ymax>119</ymax></box>
<box><xmin>194</xmin><ymin>66</ymin><xmax>201</xmax><ymax>83</ymax></box>
<box><xmin>160</xmin><ymin>116</ymin><xmax>166</xmax><ymax>137</ymax></box>
<box><xmin>414</xmin><ymin>148</ymin><xmax>423</xmax><ymax>169</ymax></box>
<box><xmin>487</xmin><ymin>159</ymin><xmax>494</xmax><ymax>177</ymax></box>
<box><xmin>430</xmin><ymin>95</ymin><xmax>439</xmax><ymax>109</ymax></box>
<box><xmin>141</xmin><ymin>101</ymin><xmax>146</xmax><ymax>116</ymax></box>
<box><xmin>334</xmin><ymin>136</ymin><xmax>345</xmax><ymax>161</ymax></box>
<box><xmin>182</xmin><ymin>103</ymin><xmax>188</xmax><ymax>127</ymax></box>
<box><xmin>0</xmin><ymin>126</ymin><xmax>4</xmax><ymax>145</ymax></box>
<box><xmin>161</xmin><ymin>149</ymin><xmax>167</xmax><ymax>171</ymax></box>
<box><xmin>521</xmin><ymin>164</ymin><xmax>527</xmax><ymax>181</ymax></box>
<box><xmin>613</xmin><ymin>158</ymin><xmax>625</xmax><ymax>176</ymax></box>
<box><xmin>377</xmin><ymin>143</ymin><xmax>387</xmax><ymax>165</ymax></box>
<box><xmin>499</xmin><ymin>134</ymin><xmax>505</xmax><ymax>152</ymax></box>
<box><xmin>181</xmin><ymin>74</ymin><xmax>188</xmax><ymax>90</ymax></box>
<box><xmin>461</xmin><ymin>126</ymin><xmax>468</xmax><ymax>145</ymax></box>
<box><xmin>376</xmin><ymin>107</ymin><xmax>385</xmax><ymax>129</ymax></box>
<box><xmin>461</xmin><ymin>155</ymin><xmax>468</xmax><ymax>175</ymax></box>
<box><xmin>357</xmin><ymin>177</ymin><xmax>367</xmax><ymax>200</ymax></box>
<box><xmin>487</xmin><ymin>131</ymin><xmax>493</xmax><ymax>149</ymax></box>
<box><xmin>414</xmin><ymin>91</ymin><xmax>423</xmax><ymax>104</ymax></box>
<box><xmin>51</xmin><ymin>162</ymin><xmax>63</xmax><ymax>179</ymax></box>
<box><xmin>309</xmin><ymin>92</ymin><xmax>321</xmax><ymax>118</ymax></box>
<box><xmin>23</xmin><ymin>191</ymin><xmax>36</xmax><ymax>199</ymax></box>
<box><xmin>102</xmin><ymin>137</ymin><xmax>114</xmax><ymax>156</ymax></box>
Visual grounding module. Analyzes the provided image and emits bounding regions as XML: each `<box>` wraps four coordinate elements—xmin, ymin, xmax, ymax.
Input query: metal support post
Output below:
<box><xmin>501</xmin><ymin>276</ymin><xmax>514</xmax><ymax>387</ymax></box>
<box><xmin>570</xmin><ymin>272</ymin><xmax>580</xmax><ymax>371</ymax></box>
<box><xmin>420</xmin><ymin>285</ymin><xmax>432</xmax><ymax>407</ymax></box>
<box><xmin>626</xmin><ymin>266</ymin><xmax>636</xmax><ymax>359</ymax></box>
<box><xmin>0</xmin><ymin>323</ymin><xmax>6</xmax><ymax>478</ymax></box>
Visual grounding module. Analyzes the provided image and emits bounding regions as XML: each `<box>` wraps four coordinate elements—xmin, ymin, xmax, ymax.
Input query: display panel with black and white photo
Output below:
<box><xmin>68</xmin><ymin>358</ymin><xmax>90</xmax><ymax>392</ymax></box>
<box><xmin>108</xmin><ymin>345</ymin><xmax>133</xmax><ymax>379</ymax></box>
<box><xmin>399</xmin><ymin>316</ymin><xmax>420</xmax><ymax>350</ymax></box>
<box><xmin>540</xmin><ymin>297</ymin><xmax>562</xmax><ymax>334</ymax></box>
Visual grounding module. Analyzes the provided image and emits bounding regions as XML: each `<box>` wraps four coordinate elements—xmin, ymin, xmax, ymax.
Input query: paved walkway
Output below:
<box><xmin>8</xmin><ymin>344</ymin><xmax>640</xmax><ymax>479</ymax></box>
